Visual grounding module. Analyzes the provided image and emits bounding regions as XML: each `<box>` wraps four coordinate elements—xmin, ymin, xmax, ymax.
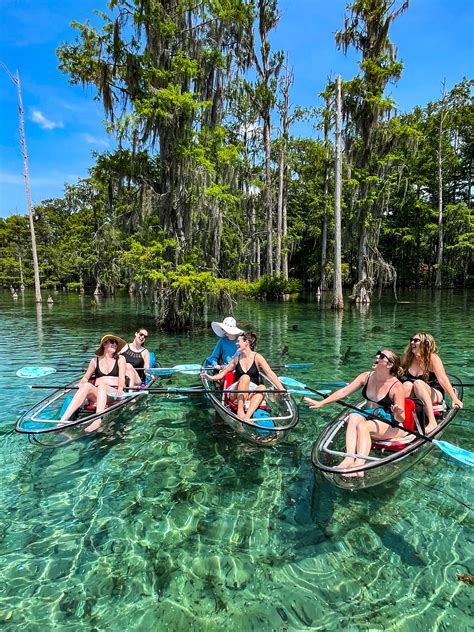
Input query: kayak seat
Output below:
<box><xmin>372</xmin><ymin>398</ymin><xmax>422</xmax><ymax>451</ymax></box>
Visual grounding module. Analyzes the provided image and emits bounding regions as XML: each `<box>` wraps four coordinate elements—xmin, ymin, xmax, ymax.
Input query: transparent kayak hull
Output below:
<box><xmin>311</xmin><ymin>376</ymin><xmax>463</xmax><ymax>490</ymax></box>
<box><xmin>201</xmin><ymin>373</ymin><xmax>299</xmax><ymax>447</ymax></box>
<box><xmin>15</xmin><ymin>380</ymin><xmax>147</xmax><ymax>436</ymax></box>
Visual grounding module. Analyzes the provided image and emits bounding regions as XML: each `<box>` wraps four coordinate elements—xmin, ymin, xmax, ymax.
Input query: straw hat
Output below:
<box><xmin>211</xmin><ymin>317</ymin><xmax>243</xmax><ymax>337</ymax></box>
<box><xmin>95</xmin><ymin>334</ymin><xmax>126</xmax><ymax>356</ymax></box>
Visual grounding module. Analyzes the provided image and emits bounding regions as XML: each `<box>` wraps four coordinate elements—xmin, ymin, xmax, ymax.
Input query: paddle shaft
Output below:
<box><xmin>29</xmin><ymin>384</ymin><xmax>292</xmax><ymax>396</ymax></box>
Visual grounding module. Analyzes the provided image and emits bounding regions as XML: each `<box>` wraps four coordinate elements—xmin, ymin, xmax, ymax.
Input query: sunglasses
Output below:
<box><xmin>107</xmin><ymin>339</ymin><xmax>118</xmax><ymax>346</ymax></box>
<box><xmin>138</xmin><ymin>332</ymin><xmax>148</xmax><ymax>339</ymax></box>
<box><xmin>376</xmin><ymin>350</ymin><xmax>392</xmax><ymax>362</ymax></box>
<box><xmin>410</xmin><ymin>337</ymin><xmax>421</xmax><ymax>343</ymax></box>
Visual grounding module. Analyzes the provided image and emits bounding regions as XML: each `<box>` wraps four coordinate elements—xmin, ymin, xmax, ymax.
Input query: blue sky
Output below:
<box><xmin>1</xmin><ymin>0</ymin><xmax>473</xmax><ymax>218</ymax></box>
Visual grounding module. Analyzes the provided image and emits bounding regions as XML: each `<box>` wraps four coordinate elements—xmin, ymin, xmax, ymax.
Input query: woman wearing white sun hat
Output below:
<box><xmin>204</xmin><ymin>316</ymin><xmax>244</xmax><ymax>370</ymax></box>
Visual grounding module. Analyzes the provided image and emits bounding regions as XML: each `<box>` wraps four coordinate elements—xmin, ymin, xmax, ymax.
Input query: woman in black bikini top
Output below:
<box><xmin>304</xmin><ymin>349</ymin><xmax>406</xmax><ymax>477</ymax></box>
<box><xmin>361</xmin><ymin>373</ymin><xmax>398</xmax><ymax>413</ymax></box>
<box><xmin>59</xmin><ymin>334</ymin><xmax>127</xmax><ymax>433</ymax></box>
<box><xmin>201</xmin><ymin>331</ymin><xmax>286</xmax><ymax>422</ymax></box>
<box><xmin>401</xmin><ymin>332</ymin><xmax>463</xmax><ymax>433</ymax></box>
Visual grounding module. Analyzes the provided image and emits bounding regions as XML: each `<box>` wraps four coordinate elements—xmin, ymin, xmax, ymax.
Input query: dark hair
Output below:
<box><xmin>239</xmin><ymin>331</ymin><xmax>257</xmax><ymax>351</ymax></box>
<box><xmin>384</xmin><ymin>350</ymin><xmax>403</xmax><ymax>378</ymax></box>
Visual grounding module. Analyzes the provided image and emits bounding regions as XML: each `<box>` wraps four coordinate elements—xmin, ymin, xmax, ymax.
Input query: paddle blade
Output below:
<box><xmin>279</xmin><ymin>376</ymin><xmax>306</xmax><ymax>389</ymax></box>
<box><xmin>146</xmin><ymin>364</ymin><xmax>201</xmax><ymax>376</ymax></box>
<box><xmin>433</xmin><ymin>440</ymin><xmax>474</xmax><ymax>467</ymax></box>
<box><xmin>108</xmin><ymin>391</ymin><xmax>148</xmax><ymax>399</ymax></box>
<box><xmin>283</xmin><ymin>362</ymin><xmax>314</xmax><ymax>369</ymax></box>
<box><xmin>17</xmin><ymin>367</ymin><xmax>56</xmax><ymax>378</ymax></box>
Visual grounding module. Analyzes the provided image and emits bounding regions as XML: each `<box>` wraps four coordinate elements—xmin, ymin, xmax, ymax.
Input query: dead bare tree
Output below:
<box><xmin>2</xmin><ymin>64</ymin><xmax>42</xmax><ymax>303</ymax></box>
<box><xmin>332</xmin><ymin>75</ymin><xmax>344</xmax><ymax>311</ymax></box>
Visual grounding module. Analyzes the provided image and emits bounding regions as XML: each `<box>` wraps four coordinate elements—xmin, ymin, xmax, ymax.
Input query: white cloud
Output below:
<box><xmin>82</xmin><ymin>133</ymin><xmax>109</xmax><ymax>148</ymax></box>
<box><xmin>31</xmin><ymin>109</ymin><xmax>64</xmax><ymax>130</ymax></box>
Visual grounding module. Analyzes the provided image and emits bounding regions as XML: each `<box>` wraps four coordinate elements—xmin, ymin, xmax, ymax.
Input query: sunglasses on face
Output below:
<box><xmin>376</xmin><ymin>350</ymin><xmax>392</xmax><ymax>362</ymax></box>
<box><xmin>107</xmin><ymin>339</ymin><xmax>118</xmax><ymax>346</ymax></box>
<box><xmin>410</xmin><ymin>337</ymin><xmax>421</xmax><ymax>343</ymax></box>
<box><xmin>138</xmin><ymin>332</ymin><xmax>148</xmax><ymax>339</ymax></box>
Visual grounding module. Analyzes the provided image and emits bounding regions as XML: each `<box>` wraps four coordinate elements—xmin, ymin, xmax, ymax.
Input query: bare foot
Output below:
<box><xmin>425</xmin><ymin>422</ymin><xmax>438</xmax><ymax>434</ymax></box>
<box><xmin>336</xmin><ymin>457</ymin><xmax>356</xmax><ymax>470</ymax></box>
<box><xmin>84</xmin><ymin>417</ymin><xmax>103</xmax><ymax>433</ymax></box>
<box><xmin>342</xmin><ymin>470</ymin><xmax>364</xmax><ymax>478</ymax></box>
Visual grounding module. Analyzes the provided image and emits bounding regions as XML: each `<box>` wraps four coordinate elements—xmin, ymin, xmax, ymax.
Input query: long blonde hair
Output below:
<box><xmin>401</xmin><ymin>332</ymin><xmax>438</xmax><ymax>381</ymax></box>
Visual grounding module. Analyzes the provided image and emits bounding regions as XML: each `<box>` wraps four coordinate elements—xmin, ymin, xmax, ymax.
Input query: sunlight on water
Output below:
<box><xmin>0</xmin><ymin>289</ymin><xmax>472</xmax><ymax>630</ymax></box>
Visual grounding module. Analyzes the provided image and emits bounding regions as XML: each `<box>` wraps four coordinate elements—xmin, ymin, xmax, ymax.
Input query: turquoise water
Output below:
<box><xmin>0</xmin><ymin>290</ymin><xmax>472</xmax><ymax>630</ymax></box>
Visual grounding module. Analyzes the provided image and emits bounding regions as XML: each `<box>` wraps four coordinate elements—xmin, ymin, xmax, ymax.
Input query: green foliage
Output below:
<box><xmin>248</xmin><ymin>275</ymin><xmax>302</xmax><ymax>298</ymax></box>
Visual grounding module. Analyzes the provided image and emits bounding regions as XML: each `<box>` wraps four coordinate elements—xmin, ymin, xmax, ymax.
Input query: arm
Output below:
<box><xmin>430</xmin><ymin>354</ymin><xmax>463</xmax><ymax>408</ymax></box>
<box><xmin>390</xmin><ymin>382</ymin><xmax>405</xmax><ymax>424</ymax></box>
<box><xmin>142</xmin><ymin>349</ymin><xmax>151</xmax><ymax>370</ymax></box>
<box><xmin>201</xmin><ymin>355</ymin><xmax>238</xmax><ymax>381</ymax></box>
<box><xmin>254</xmin><ymin>354</ymin><xmax>285</xmax><ymax>391</ymax></box>
<box><xmin>205</xmin><ymin>339</ymin><xmax>223</xmax><ymax>369</ymax></box>
<box><xmin>303</xmin><ymin>373</ymin><xmax>369</xmax><ymax>410</ymax></box>
<box><xmin>117</xmin><ymin>356</ymin><xmax>126</xmax><ymax>394</ymax></box>
<box><xmin>79</xmin><ymin>358</ymin><xmax>96</xmax><ymax>385</ymax></box>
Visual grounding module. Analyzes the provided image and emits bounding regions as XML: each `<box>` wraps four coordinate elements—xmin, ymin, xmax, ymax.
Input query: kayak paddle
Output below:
<box><xmin>17</xmin><ymin>366</ymin><xmax>79</xmax><ymax>378</ymax></box>
<box><xmin>285</xmin><ymin>376</ymin><xmax>473</xmax><ymax>467</ymax></box>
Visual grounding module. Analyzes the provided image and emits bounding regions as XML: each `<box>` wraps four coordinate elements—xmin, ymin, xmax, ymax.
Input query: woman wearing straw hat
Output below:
<box><xmin>59</xmin><ymin>334</ymin><xmax>127</xmax><ymax>432</ymax></box>
<box><xmin>204</xmin><ymin>316</ymin><xmax>244</xmax><ymax>370</ymax></box>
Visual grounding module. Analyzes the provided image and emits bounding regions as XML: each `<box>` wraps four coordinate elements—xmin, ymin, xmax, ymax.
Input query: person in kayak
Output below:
<box><xmin>304</xmin><ymin>349</ymin><xmax>406</xmax><ymax>476</ymax></box>
<box><xmin>401</xmin><ymin>332</ymin><xmax>463</xmax><ymax>432</ymax></box>
<box><xmin>120</xmin><ymin>327</ymin><xmax>152</xmax><ymax>385</ymax></box>
<box><xmin>204</xmin><ymin>316</ymin><xmax>244</xmax><ymax>370</ymax></box>
<box><xmin>59</xmin><ymin>334</ymin><xmax>127</xmax><ymax>432</ymax></box>
<box><xmin>201</xmin><ymin>331</ymin><xmax>286</xmax><ymax>421</ymax></box>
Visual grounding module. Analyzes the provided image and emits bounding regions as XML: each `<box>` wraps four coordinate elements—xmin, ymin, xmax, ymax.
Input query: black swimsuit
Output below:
<box><xmin>122</xmin><ymin>346</ymin><xmax>146</xmax><ymax>383</ymax></box>
<box><xmin>403</xmin><ymin>370</ymin><xmax>445</xmax><ymax>398</ymax></box>
<box><xmin>362</xmin><ymin>373</ymin><xmax>397</xmax><ymax>413</ymax></box>
<box><xmin>234</xmin><ymin>354</ymin><xmax>262</xmax><ymax>385</ymax></box>
<box><xmin>93</xmin><ymin>357</ymin><xmax>129</xmax><ymax>387</ymax></box>
<box><xmin>94</xmin><ymin>357</ymin><xmax>119</xmax><ymax>378</ymax></box>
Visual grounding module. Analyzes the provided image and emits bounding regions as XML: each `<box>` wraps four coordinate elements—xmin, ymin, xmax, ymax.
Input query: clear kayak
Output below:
<box><xmin>15</xmin><ymin>380</ymin><xmax>148</xmax><ymax>441</ymax></box>
<box><xmin>200</xmin><ymin>372</ymin><xmax>299</xmax><ymax>446</ymax></box>
<box><xmin>311</xmin><ymin>375</ymin><xmax>463</xmax><ymax>490</ymax></box>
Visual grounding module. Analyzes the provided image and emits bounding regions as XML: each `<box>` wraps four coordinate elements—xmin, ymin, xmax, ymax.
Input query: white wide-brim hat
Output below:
<box><xmin>211</xmin><ymin>317</ymin><xmax>244</xmax><ymax>337</ymax></box>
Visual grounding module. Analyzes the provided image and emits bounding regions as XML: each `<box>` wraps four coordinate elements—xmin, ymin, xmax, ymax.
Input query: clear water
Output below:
<box><xmin>0</xmin><ymin>289</ymin><xmax>472</xmax><ymax>630</ymax></box>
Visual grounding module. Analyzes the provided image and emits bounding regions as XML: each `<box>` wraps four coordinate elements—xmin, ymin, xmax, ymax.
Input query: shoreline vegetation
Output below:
<box><xmin>2</xmin><ymin>1</ymin><xmax>472</xmax><ymax>328</ymax></box>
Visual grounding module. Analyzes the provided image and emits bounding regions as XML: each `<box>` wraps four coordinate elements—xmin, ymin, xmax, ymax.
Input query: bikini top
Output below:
<box><xmin>234</xmin><ymin>354</ymin><xmax>261</xmax><ymax>385</ymax></box>
<box><xmin>404</xmin><ymin>369</ymin><xmax>444</xmax><ymax>396</ymax></box>
<box><xmin>94</xmin><ymin>356</ymin><xmax>119</xmax><ymax>379</ymax></box>
<box><xmin>361</xmin><ymin>372</ymin><xmax>397</xmax><ymax>412</ymax></box>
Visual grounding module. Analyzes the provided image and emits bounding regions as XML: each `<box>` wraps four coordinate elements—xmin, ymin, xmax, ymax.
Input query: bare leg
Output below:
<box><xmin>125</xmin><ymin>363</ymin><xmax>141</xmax><ymax>387</ymax></box>
<box><xmin>412</xmin><ymin>380</ymin><xmax>437</xmax><ymax>432</ymax></box>
<box><xmin>337</xmin><ymin>413</ymin><xmax>364</xmax><ymax>473</ymax></box>
<box><xmin>244</xmin><ymin>385</ymin><xmax>266</xmax><ymax>420</ymax></box>
<box><xmin>85</xmin><ymin>384</ymin><xmax>110</xmax><ymax>433</ymax></box>
<box><xmin>60</xmin><ymin>383</ymin><xmax>97</xmax><ymax>422</ymax></box>
<box><xmin>235</xmin><ymin>376</ymin><xmax>251</xmax><ymax>420</ymax></box>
